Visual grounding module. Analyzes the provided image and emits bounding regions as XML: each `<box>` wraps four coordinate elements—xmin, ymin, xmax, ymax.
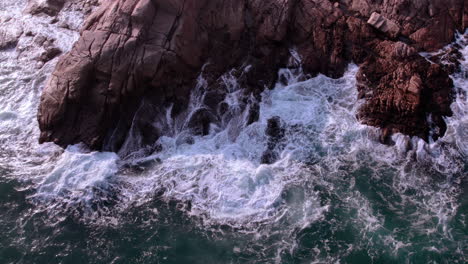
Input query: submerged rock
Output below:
<box><xmin>37</xmin><ymin>0</ymin><xmax>467</xmax><ymax>150</ymax></box>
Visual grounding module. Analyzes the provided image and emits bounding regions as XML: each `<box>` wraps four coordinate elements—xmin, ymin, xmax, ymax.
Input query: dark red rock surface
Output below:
<box><xmin>37</xmin><ymin>0</ymin><xmax>468</xmax><ymax>150</ymax></box>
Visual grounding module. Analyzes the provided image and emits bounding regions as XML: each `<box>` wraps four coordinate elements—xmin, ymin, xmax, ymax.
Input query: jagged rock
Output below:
<box><xmin>58</xmin><ymin>21</ymin><xmax>69</xmax><ymax>29</ymax></box>
<box><xmin>261</xmin><ymin>116</ymin><xmax>285</xmax><ymax>164</ymax></box>
<box><xmin>38</xmin><ymin>0</ymin><xmax>467</xmax><ymax>150</ymax></box>
<box><xmin>33</xmin><ymin>37</ymin><xmax>62</xmax><ymax>62</ymax></box>
<box><xmin>429</xmin><ymin>44</ymin><xmax>465</xmax><ymax>74</ymax></box>
<box><xmin>33</xmin><ymin>34</ymin><xmax>47</xmax><ymax>46</ymax></box>
<box><xmin>265</xmin><ymin>116</ymin><xmax>285</xmax><ymax>140</ymax></box>
<box><xmin>202</xmin><ymin>89</ymin><xmax>227</xmax><ymax>113</ymax></box>
<box><xmin>356</xmin><ymin>41</ymin><xmax>454</xmax><ymax>141</ymax></box>
<box><xmin>367</xmin><ymin>12</ymin><xmax>400</xmax><ymax>38</ymax></box>
<box><xmin>38</xmin><ymin>46</ymin><xmax>62</xmax><ymax>62</ymax></box>
<box><xmin>187</xmin><ymin>108</ymin><xmax>218</xmax><ymax>136</ymax></box>
<box><xmin>25</xmin><ymin>0</ymin><xmax>67</xmax><ymax>16</ymax></box>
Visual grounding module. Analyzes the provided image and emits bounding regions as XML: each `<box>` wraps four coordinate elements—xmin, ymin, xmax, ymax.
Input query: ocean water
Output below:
<box><xmin>0</xmin><ymin>1</ymin><xmax>467</xmax><ymax>263</ymax></box>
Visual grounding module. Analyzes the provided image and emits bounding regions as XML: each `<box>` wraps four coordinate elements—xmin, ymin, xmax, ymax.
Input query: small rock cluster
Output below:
<box><xmin>0</xmin><ymin>0</ymin><xmax>101</xmax><ymax>69</ymax></box>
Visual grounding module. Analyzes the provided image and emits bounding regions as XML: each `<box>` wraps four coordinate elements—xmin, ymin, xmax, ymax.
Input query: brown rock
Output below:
<box><xmin>407</xmin><ymin>75</ymin><xmax>423</xmax><ymax>95</ymax></box>
<box><xmin>38</xmin><ymin>47</ymin><xmax>62</xmax><ymax>63</ymax></box>
<box><xmin>356</xmin><ymin>40</ymin><xmax>454</xmax><ymax>141</ymax></box>
<box><xmin>391</xmin><ymin>42</ymin><xmax>417</xmax><ymax>59</ymax></box>
<box><xmin>25</xmin><ymin>0</ymin><xmax>66</xmax><ymax>16</ymax></box>
<box><xmin>367</xmin><ymin>12</ymin><xmax>400</xmax><ymax>38</ymax></box>
<box><xmin>37</xmin><ymin>0</ymin><xmax>467</xmax><ymax>151</ymax></box>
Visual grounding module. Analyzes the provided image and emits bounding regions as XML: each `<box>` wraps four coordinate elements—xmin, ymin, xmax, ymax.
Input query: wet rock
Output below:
<box><xmin>175</xmin><ymin>132</ymin><xmax>195</xmax><ymax>146</ymax></box>
<box><xmin>25</xmin><ymin>0</ymin><xmax>67</xmax><ymax>16</ymax></box>
<box><xmin>58</xmin><ymin>21</ymin><xmax>70</xmax><ymax>29</ymax></box>
<box><xmin>111</xmin><ymin>100</ymin><xmax>170</xmax><ymax>157</ymax></box>
<box><xmin>33</xmin><ymin>35</ymin><xmax>47</xmax><ymax>46</ymax></box>
<box><xmin>37</xmin><ymin>0</ymin><xmax>467</xmax><ymax>150</ymax></box>
<box><xmin>379</xmin><ymin>127</ymin><xmax>395</xmax><ymax>145</ymax></box>
<box><xmin>202</xmin><ymin>89</ymin><xmax>226</xmax><ymax>112</ymax></box>
<box><xmin>0</xmin><ymin>22</ymin><xmax>23</xmax><ymax>50</ymax></box>
<box><xmin>246</xmin><ymin>103</ymin><xmax>260</xmax><ymax>125</ymax></box>
<box><xmin>2</xmin><ymin>16</ymin><xmax>12</xmax><ymax>23</ymax></box>
<box><xmin>356</xmin><ymin>40</ymin><xmax>454</xmax><ymax>141</ymax></box>
<box><xmin>265</xmin><ymin>116</ymin><xmax>285</xmax><ymax>140</ymax></box>
<box><xmin>429</xmin><ymin>46</ymin><xmax>464</xmax><ymax>74</ymax></box>
<box><xmin>261</xmin><ymin>116</ymin><xmax>285</xmax><ymax>164</ymax></box>
<box><xmin>187</xmin><ymin>108</ymin><xmax>218</xmax><ymax>136</ymax></box>
<box><xmin>38</xmin><ymin>47</ymin><xmax>62</xmax><ymax>63</ymax></box>
<box><xmin>260</xmin><ymin>150</ymin><xmax>277</xmax><ymax>165</ymax></box>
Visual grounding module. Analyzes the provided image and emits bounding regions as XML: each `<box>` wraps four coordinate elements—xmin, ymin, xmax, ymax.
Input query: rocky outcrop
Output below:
<box><xmin>356</xmin><ymin>41</ymin><xmax>454</xmax><ymax>142</ymax></box>
<box><xmin>261</xmin><ymin>116</ymin><xmax>286</xmax><ymax>164</ymax></box>
<box><xmin>0</xmin><ymin>23</ymin><xmax>23</xmax><ymax>50</ymax></box>
<box><xmin>367</xmin><ymin>12</ymin><xmax>400</xmax><ymax>38</ymax></box>
<box><xmin>1</xmin><ymin>0</ymin><xmax>102</xmax><ymax>71</ymax></box>
<box><xmin>25</xmin><ymin>0</ymin><xmax>67</xmax><ymax>16</ymax></box>
<box><xmin>38</xmin><ymin>0</ymin><xmax>467</xmax><ymax>151</ymax></box>
<box><xmin>25</xmin><ymin>0</ymin><xmax>98</xmax><ymax>17</ymax></box>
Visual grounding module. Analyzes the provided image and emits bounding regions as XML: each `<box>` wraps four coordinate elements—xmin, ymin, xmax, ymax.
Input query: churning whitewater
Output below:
<box><xmin>0</xmin><ymin>1</ymin><xmax>467</xmax><ymax>262</ymax></box>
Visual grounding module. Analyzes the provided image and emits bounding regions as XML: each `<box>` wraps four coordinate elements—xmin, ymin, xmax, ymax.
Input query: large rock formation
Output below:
<box><xmin>38</xmin><ymin>0</ymin><xmax>468</xmax><ymax>152</ymax></box>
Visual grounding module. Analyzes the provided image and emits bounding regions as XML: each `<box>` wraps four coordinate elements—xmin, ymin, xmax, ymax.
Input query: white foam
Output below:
<box><xmin>35</xmin><ymin>145</ymin><xmax>118</xmax><ymax>198</ymax></box>
<box><xmin>0</xmin><ymin>0</ymin><xmax>86</xmax><ymax>178</ymax></box>
<box><xmin>114</xmin><ymin>65</ymin><xmax>360</xmax><ymax>228</ymax></box>
<box><xmin>100</xmin><ymin>42</ymin><xmax>468</xmax><ymax>258</ymax></box>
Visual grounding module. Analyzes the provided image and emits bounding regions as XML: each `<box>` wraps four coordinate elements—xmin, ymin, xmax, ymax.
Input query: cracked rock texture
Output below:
<box><xmin>38</xmin><ymin>0</ymin><xmax>468</xmax><ymax>151</ymax></box>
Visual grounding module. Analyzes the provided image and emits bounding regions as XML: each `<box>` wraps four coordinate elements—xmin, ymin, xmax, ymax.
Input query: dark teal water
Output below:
<box><xmin>0</xmin><ymin>157</ymin><xmax>467</xmax><ymax>263</ymax></box>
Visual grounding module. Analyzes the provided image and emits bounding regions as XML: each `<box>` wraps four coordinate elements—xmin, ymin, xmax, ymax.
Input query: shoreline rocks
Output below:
<box><xmin>37</xmin><ymin>0</ymin><xmax>467</xmax><ymax>151</ymax></box>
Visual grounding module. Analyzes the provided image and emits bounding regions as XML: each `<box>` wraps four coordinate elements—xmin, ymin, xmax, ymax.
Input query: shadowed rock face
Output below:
<box><xmin>38</xmin><ymin>0</ymin><xmax>468</xmax><ymax>151</ymax></box>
